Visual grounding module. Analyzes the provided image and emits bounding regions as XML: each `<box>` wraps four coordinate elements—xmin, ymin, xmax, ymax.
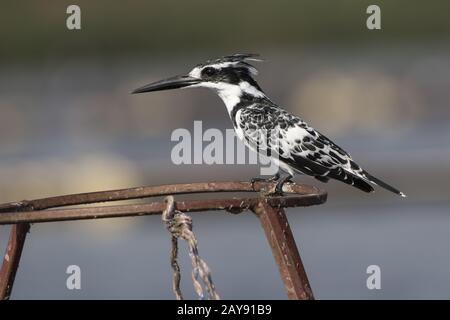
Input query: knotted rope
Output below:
<box><xmin>162</xmin><ymin>196</ymin><xmax>220</xmax><ymax>300</ymax></box>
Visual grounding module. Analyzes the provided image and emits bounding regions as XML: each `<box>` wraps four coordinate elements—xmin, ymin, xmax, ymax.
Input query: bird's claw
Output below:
<box><xmin>269</xmin><ymin>175</ymin><xmax>293</xmax><ymax>196</ymax></box>
<box><xmin>251</xmin><ymin>173</ymin><xmax>280</xmax><ymax>191</ymax></box>
<box><xmin>250</xmin><ymin>173</ymin><xmax>293</xmax><ymax>196</ymax></box>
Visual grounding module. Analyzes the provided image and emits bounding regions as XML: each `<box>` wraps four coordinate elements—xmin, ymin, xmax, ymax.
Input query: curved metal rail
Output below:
<box><xmin>0</xmin><ymin>181</ymin><xmax>327</xmax><ymax>300</ymax></box>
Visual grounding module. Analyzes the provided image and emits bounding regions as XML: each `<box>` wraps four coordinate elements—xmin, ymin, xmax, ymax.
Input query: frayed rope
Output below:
<box><xmin>162</xmin><ymin>196</ymin><xmax>220</xmax><ymax>300</ymax></box>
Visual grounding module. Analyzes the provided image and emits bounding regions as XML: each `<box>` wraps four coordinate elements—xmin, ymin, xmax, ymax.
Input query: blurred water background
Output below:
<box><xmin>0</xmin><ymin>1</ymin><xmax>449</xmax><ymax>299</ymax></box>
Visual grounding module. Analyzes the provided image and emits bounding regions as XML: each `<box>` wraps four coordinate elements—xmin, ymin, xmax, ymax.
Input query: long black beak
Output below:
<box><xmin>132</xmin><ymin>75</ymin><xmax>201</xmax><ymax>94</ymax></box>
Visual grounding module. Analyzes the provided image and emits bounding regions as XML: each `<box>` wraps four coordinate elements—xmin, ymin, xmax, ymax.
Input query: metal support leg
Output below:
<box><xmin>0</xmin><ymin>223</ymin><xmax>30</xmax><ymax>300</ymax></box>
<box><xmin>252</xmin><ymin>201</ymin><xmax>314</xmax><ymax>300</ymax></box>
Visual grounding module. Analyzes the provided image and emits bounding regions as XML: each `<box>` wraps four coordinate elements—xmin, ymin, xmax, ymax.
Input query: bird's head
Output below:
<box><xmin>132</xmin><ymin>54</ymin><xmax>266</xmax><ymax>110</ymax></box>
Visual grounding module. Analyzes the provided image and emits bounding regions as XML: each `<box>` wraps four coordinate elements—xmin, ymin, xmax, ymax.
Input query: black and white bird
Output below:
<box><xmin>133</xmin><ymin>54</ymin><xmax>405</xmax><ymax>197</ymax></box>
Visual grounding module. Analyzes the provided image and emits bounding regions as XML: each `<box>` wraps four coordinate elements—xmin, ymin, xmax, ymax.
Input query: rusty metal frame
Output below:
<box><xmin>0</xmin><ymin>181</ymin><xmax>326</xmax><ymax>300</ymax></box>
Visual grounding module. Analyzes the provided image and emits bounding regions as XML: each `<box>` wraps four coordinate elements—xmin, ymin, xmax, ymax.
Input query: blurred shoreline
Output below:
<box><xmin>1</xmin><ymin>45</ymin><xmax>449</xmax><ymax>204</ymax></box>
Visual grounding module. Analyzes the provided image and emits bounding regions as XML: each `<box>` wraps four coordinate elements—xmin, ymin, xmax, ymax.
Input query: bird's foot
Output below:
<box><xmin>270</xmin><ymin>174</ymin><xmax>293</xmax><ymax>196</ymax></box>
<box><xmin>251</xmin><ymin>173</ymin><xmax>280</xmax><ymax>190</ymax></box>
<box><xmin>251</xmin><ymin>173</ymin><xmax>281</xmax><ymax>193</ymax></box>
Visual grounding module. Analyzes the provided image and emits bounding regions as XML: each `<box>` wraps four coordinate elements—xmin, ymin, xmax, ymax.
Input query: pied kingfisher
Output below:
<box><xmin>133</xmin><ymin>54</ymin><xmax>405</xmax><ymax>197</ymax></box>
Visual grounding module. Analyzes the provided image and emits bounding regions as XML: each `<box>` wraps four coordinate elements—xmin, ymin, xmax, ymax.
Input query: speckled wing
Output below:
<box><xmin>236</xmin><ymin>103</ymin><xmax>376</xmax><ymax>193</ymax></box>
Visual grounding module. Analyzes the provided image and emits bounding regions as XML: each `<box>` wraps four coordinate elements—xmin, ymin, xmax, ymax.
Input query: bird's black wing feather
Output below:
<box><xmin>237</xmin><ymin>102</ymin><xmax>403</xmax><ymax>195</ymax></box>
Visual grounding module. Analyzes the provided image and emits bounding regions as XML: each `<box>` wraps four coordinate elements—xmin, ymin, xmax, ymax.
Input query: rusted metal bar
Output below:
<box><xmin>0</xmin><ymin>182</ymin><xmax>326</xmax><ymax>225</ymax></box>
<box><xmin>252</xmin><ymin>201</ymin><xmax>314</xmax><ymax>300</ymax></box>
<box><xmin>0</xmin><ymin>181</ymin><xmax>327</xmax><ymax>300</ymax></box>
<box><xmin>0</xmin><ymin>195</ymin><xmax>325</xmax><ymax>225</ymax></box>
<box><xmin>0</xmin><ymin>181</ymin><xmax>322</xmax><ymax>212</ymax></box>
<box><xmin>0</xmin><ymin>201</ymin><xmax>34</xmax><ymax>300</ymax></box>
<box><xmin>0</xmin><ymin>223</ymin><xmax>30</xmax><ymax>300</ymax></box>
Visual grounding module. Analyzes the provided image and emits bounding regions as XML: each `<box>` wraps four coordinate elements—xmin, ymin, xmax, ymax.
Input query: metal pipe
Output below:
<box><xmin>0</xmin><ymin>223</ymin><xmax>30</xmax><ymax>300</ymax></box>
<box><xmin>0</xmin><ymin>195</ymin><xmax>325</xmax><ymax>225</ymax></box>
<box><xmin>252</xmin><ymin>201</ymin><xmax>314</xmax><ymax>300</ymax></box>
<box><xmin>0</xmin><ymin>181</ymin><xmax>324</xmax><ymax>211</ymax></box>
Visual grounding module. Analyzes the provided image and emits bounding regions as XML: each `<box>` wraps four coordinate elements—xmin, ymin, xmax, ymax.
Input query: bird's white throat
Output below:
<box><xmin>192</xmin><ymin>81</ymin><xmax>265</xmax><ymax>114</ymax></box>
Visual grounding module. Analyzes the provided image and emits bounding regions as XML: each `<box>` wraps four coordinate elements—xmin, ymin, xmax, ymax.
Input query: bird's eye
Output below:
<box><xmin>202</xmin><ymin>67</ymin><xmax>217</xmax><ymax>77</ymax></box>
